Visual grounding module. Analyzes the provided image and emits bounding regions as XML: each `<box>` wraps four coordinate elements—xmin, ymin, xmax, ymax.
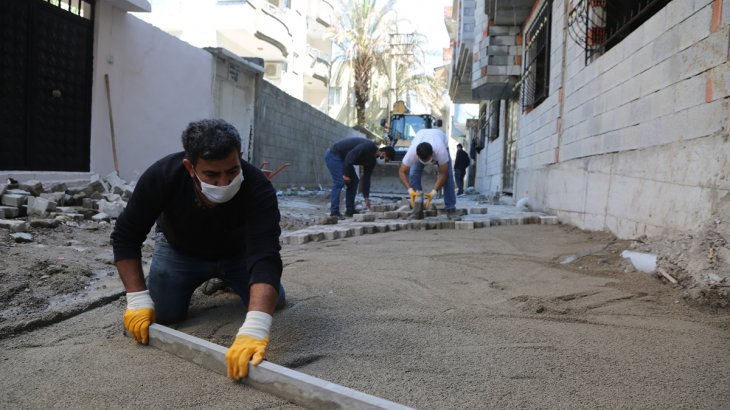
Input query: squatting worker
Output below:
<box><xmin>325</xmin><ymin>136</ymin><xmax>395</xmax><ymax>217</ymax></box>
<box><xmin>398</xmin><ymin>127</ymin><xmax>457</xmax><ymax>213</ymax></box>
<box><xmin>111</xmin><ymin>118</ymin><xmax>285</xmax><ymax>381</ymax></box>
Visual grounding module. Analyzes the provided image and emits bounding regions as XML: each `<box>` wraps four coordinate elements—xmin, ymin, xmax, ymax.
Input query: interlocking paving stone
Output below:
<box><xmin>456</xmin><ymin>221</ymin><xmax>475</xmax><ymax>230</ymax></box>
<box><xmin>280</xmin><ymin>206</ymin><xmax>558</xmax><ymax>246</ymax></box>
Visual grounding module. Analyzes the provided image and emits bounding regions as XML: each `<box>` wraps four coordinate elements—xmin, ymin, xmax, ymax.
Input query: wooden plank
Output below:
<box><xmin>146</xmin><ymin>324</ymin><xmax>413</xmax><ymax>410</ymax></box>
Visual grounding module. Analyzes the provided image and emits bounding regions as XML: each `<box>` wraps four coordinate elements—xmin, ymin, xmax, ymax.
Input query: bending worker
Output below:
<box><xmin>111</xmin><ymin>118</ymin><xmax>285</xmax><ymax>381</ymax></box>
<box><xmin>325</xmin><ymin>136</ymin><xmax>395</xmax><ymax>217</ymax></box>
<box><xmin>398</xmin><ymin>127</ymin><xmax>457</xmax><ymax>213</ymax></box>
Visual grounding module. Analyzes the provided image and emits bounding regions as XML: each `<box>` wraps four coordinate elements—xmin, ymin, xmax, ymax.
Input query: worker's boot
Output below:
<box><xmin>202</xmin><ymin>278</ymin><xmax>226</xmax><ymax>295</ymax></box>
<box><xmin>444</xmin><ymin>208</ymin><xmax>462</xmax><ymax>221</ymax></box>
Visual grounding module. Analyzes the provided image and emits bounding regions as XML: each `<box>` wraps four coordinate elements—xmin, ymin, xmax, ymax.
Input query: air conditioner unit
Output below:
<box><xmin>264</xmin><ymin>62</ymin><xmax>282</xmax><ymax>79</ymax></box>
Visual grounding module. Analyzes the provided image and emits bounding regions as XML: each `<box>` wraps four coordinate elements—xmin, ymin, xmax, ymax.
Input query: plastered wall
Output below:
<box><xmin>90</xmin><ymin>2</ymin><xmax>215</xmax><ymax>182</ymax></box>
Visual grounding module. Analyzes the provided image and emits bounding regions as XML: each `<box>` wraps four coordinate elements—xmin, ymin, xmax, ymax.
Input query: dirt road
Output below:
<box><xmin>1</xmin><ymin>224</ymin><xmax>728</xmax><ymax>409</ymax></box>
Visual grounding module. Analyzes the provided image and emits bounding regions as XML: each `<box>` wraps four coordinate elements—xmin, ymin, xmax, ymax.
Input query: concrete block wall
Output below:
<box><xmin>471</xmin><ymin>6</ymin><xmax>523</xmax><ymax>91</ymax></box>
<box><xmin>516</xmin><ymin>0</ymin><xmax>564</xmax><ymax>171</ymax></box>
<box><xmin>253</xmin><ymin>81</ymin><xmax>355</xmax><ymax>190</ymax></box>
<box><xmin>474</xmin><ymin>101</ymin><xmax>508</xmax><ymax>195</ymax></box>
<box><xmin>515</xmin><ymin>0</ymin><xmax>730</xmax><ymax>239</ymax></box>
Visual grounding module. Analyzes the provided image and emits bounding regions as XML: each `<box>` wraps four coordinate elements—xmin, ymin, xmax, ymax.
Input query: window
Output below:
<box><xmin>43</xmin><ymin>0</ymin><xmax>94</xmax><ymax>20</ymax></box>
<box><xmin>568</xmin><ymin>0</ymin><xmax>671</xmax><ymax>63</ymax></box>
<box><xmin>329</xmin><ymin>87</ymin><xmax>341</xmax><ymax>106</ymax></box>
<box><xmin>604</xmin><ymin>0</ymin><xmax>671</xmax><ymax>50</ymax></box>
<box><xmin>522</xmin><ymin>0</ymin><xmax>552</xmax><ymax>110</ymax></box>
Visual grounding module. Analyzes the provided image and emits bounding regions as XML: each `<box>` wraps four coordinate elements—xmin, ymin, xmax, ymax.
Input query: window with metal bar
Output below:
<box><xmin>43</xmin><ymin>0</ymin><xmax>94</xmax><ymax>20</ymax></box>
<box><xmin>605</xmin><ymin>0</ymin><xmax>671</xmax><ymax>50</ymax></box>
<box><xmin>568</xmin><ymin>0</ymin><xmax>671</xmax><ymax>64</ymax></box>
<box><xmin>521</xmin><ymin>0</ymin><xmax>552</xmax><ymax>111</ymax></box>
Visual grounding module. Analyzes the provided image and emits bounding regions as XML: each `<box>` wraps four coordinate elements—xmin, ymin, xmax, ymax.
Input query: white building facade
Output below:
<box><xmin>134</xmin><ymin>0</ymin><xmax>334</xmax><ymax>111</ymax></box>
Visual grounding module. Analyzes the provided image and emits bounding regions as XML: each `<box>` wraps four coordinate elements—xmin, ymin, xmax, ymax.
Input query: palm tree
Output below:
<box><xmin>331</xmin><ymin>0</ymin><xmax>396</xmax><ymax>127</ymax></box>
<box><xmin>330</xmin><ymin>1</ymin><xmax>448</xmax><ymax>131</ymax></box>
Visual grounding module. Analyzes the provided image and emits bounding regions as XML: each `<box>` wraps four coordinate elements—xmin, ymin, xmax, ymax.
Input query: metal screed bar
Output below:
<box><xmin>144</xmin><ymin>324</ymin><xmax>413</xmax><ymax>410</ymax></box>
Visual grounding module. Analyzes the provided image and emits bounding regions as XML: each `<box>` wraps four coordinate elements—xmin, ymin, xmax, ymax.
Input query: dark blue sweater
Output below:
<box><xmin>111</xmin><ymin>152</ymin><xmax>282</xmax><ymax>290</ymax></box>
<box><xmin>330</xmin><ymin>137</ymin><xmax>378</xmax><ymax>197</ymax></box>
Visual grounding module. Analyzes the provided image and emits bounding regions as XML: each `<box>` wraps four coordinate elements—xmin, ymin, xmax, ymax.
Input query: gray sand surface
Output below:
<box><xmin>1</xmin><ymin>224</ymin><xmax>729</xmax><ymax>409</ymax></box>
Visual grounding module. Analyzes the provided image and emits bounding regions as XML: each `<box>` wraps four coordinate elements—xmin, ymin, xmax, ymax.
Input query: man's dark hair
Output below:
<box><xmin>457</xmin><ymin>144</ymin><xmax>463</xmax><ymax>149</ymax></box>
<box><xmin>181</xmin><ymin>119</ymin><xmax>241</xmax><ymax>165</ymax></box>
<box><xmin>380</xmin><ymin>146</ymin><xmax>396</xmax><ymax>160</ymax></box>
<box><xmin>416</xmin><ymin>142</ymin><xmax>433</xmax><ymax>161</ymax></box>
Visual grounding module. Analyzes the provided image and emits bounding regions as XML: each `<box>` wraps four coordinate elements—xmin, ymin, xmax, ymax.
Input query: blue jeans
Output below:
<box><xmin>147</xmin><ymin>232</ymin><xmax>285</xmax><ymax>324</ymax></box>
<box><xmin>409</xmin><ymin>159</ymin><xmax>456</xmax><ymax>210</ymax></box>
<box><xmin>325</xmin><ymin>149</ymin><xmax>359</xmax><ymax>215</ymax></box>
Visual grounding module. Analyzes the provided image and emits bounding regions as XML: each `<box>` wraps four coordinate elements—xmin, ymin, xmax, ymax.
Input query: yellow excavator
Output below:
<box><xmin>381</xmin><ymin>100</ymin><xmax>443</xmax><ymax>161</ymax></box>
<box><xmin>370</xmin><ymin>100</ymin><xmax>443</xmax><ymax>194</ymax></box>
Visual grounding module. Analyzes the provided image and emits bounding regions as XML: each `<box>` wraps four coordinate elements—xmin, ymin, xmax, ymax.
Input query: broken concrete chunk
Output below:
<box><xmin>0</xmin><ymin>206</ymin><xmax>20</xmax><ymax>219</ymax></box>
<box><xmin>19</xmin><ymin>180</ymin><xmax>44</xmax><ymax>196</ymax></box>
<box><xmin>97</xmin><ymin>200</ymin><xmax>126</xmax><ymax>218</ymax></box>
<box><xmin>47</xmin><ymin>182</ymin><xmax>68</xmax><ymax>193</ymax></box>
<box><xmin>81</xmin><ymin>198</ymin><xmax>97</xmax><ymax>210</ymax></box>
<box><xmin>621</xmin><ymin>250</ymin><xmax>657</xmax><ymax>273</ymax></box>
<box><xmin>105</xmin><ymin>172</ymin><xmax>125</xmax><ymax>189</ymax></box>
<box><xmin>84</xmin><ymin>175</ymin><xmax>108</xmax><ymax>195</ymax></box>
<box><xmin>28</xmin><ymin>197</ymin><xmax>52</xmax><ymax>217</ymax></box>
<box><xmin>92</xmin><ymin>212</ymin><xmax>111</xmax><ymax>222</ymax></box>
<box><xmin>29</xmin><ymin>219</ymin><xmax>61</xmax><ymax>229</ymax></box>
<box><xmin>11</xmin><ymin>232</ymin><xmax>33</xmax><ymax>243</ymax></box>
<box><xmin>6</xmin><ymin>189</ymin><xmax>31</xmax><ymax>196</ymax></box>
<box><xmin>2</xmin><ymin>194</ymin><xmax>27</xmax><ymax>207</ymax></box>
<box><xmin>0</xmin><ymin>219</ymin><xmax>28</xmax><ymax>232</ymax></box>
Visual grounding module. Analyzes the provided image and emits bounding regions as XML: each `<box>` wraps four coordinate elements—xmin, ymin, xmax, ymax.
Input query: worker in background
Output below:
<box><xmin>398</xmin><ymin>127</ymin><xmax>457</xmax><ymax>215</ymax></box>
<box><xmin>453</xmin><ymin>143</ymin><xmax>470</xmax><ymax>196</ymax></box>
<box><xmin>325</xmin><ymin>136</ymin><xmax>395</xmax><ymax>218</ymax></box>
<box><xmin>111</xmin><ymin>118</ymin><xmax>285</xmax><ymax>381</ymax></box>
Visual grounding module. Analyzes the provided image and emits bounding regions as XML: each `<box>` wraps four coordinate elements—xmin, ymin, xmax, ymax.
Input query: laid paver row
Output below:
<box><xmin>281</xmin><ymin>213</ymin><xmax>559</xmax><ymax>246</ymax></box>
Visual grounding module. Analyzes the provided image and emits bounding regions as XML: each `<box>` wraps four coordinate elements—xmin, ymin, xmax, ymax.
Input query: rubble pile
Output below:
<box><xmin>0</xmin><ymin>173</ymin><xmax>134</xmax><ymax>238</ymax></box>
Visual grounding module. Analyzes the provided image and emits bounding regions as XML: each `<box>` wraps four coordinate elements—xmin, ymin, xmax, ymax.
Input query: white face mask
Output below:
<box><xmin>376</xmin><ymin>157</ymin><xmax>386</xmax><ymax>165</ymax></box>
<box><xmin>418</xmin><ymin>156</ymin><xmax>433</xmax><ymax>165</ymax></box>
<box><xmin>196</xmin><ymin>171</ymin><xmax>243</xmax><ymax>203</ymax></box>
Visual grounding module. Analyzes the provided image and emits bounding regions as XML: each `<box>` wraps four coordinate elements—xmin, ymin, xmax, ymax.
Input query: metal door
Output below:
<box><xmin>0</xmin><ymin>0</ymin><xmax>94</xmax><ymax>171</ymax></box>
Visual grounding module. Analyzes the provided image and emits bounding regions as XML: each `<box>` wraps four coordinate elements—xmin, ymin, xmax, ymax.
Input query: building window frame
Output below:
<box><xmin>568</xmin><ymin>0</ymin><xmax>672</xmax><ymax>64</ymax></box>
<box><xmin>521</xmin><ymin>0</ymin><xmax>552</xmax><ymax>111</ymax></box>
<box><xmin>43</xmin><ymin>0</ymin><xmax>94</xmax><ymax>20</ymax></box>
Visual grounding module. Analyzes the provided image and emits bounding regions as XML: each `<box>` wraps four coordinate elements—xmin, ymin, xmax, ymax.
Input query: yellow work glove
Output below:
<box><xmin>226</xmin><ymin>311</ymin><xmax>272</xmax><ymax>380</ymax></box>
<box><xmin>408</xmin><ymin>188</ymin><xmax>421</xmax><ymax>208</ymax></box>
<box><xmin>424</xmin><ymin>189</ymin><xmax>437</xmax><ymax>209</ymax></box>
<box><xmin>123</xmin><ymin>290</ymin><xmax>155</xmax><ymax>345</ymax></box>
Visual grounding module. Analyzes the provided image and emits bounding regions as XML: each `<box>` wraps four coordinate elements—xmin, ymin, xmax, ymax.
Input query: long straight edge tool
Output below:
<box><xmin>141</xmin><ymin>324</ymin><xmax>414</xmax><ymax>410</ymax></box>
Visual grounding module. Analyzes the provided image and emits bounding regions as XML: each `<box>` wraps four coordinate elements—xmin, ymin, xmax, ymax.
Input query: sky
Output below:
<box><xmin>391</xmin><ymin>0</ymin><xmax>452</xmax><ymax>71</ymax></box>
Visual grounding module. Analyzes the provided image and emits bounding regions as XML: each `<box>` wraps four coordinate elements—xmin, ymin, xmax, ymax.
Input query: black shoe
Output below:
<box><xmin>344</xmin><ymin>210</ymin><xmax>360</xmax><ymax>217</ymax></box>
<box><xmin>330</xmin><ymin>212</ymin><xmax>345</xmax><ymax>220</ymax></box>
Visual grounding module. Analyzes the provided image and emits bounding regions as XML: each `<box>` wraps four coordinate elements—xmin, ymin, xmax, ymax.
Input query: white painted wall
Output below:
<box><xmin>514</xmin><ymin>0</ymin><xmax>730</xmax><ymax>239</ymax></box>
<box><xmin>90</xmin><ymin>2</ymin><xmax>215</xmax><ymax>181</ymax></box>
